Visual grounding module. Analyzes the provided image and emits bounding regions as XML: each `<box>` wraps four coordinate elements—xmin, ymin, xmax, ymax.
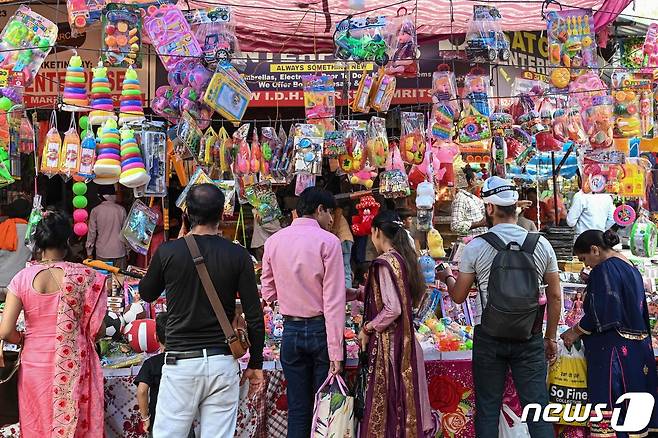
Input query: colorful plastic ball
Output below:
<box><xmin>72</xmin><ymin>195</ymin><xmax>88</xmax><ymax>209</ymax></box>
<box><xmin>79</xmin><ymin>116</ymin><xmax>89</xmax><ymax>130</ymax></box>
<box><xmin>73</xmin><ymin>222</ymin><xmax>88</xmax><ymax>236</ymax></box>
<box><xmin>0</xmin><ymin>97</ymin><xmax>12</xmax><ymax>112</ymax></box>
<box><xmin>73</xmin><ymin>208</ymin><xmax>88</xmax><ymax>223</ymax></box>
<box><xmin>72</xmin><ymin>181</ymin><xmax>87</xmax><ymax>196</ymax></box>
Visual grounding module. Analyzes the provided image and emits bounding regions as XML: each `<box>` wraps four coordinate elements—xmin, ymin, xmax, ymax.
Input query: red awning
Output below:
<box><xmin>183</xmin><ymin>0</ymin><xmax>632</xmax><ymax>53</ymax></box>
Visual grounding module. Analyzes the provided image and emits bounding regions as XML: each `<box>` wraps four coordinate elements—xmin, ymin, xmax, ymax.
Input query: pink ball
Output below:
<box><xmin>73</xmin><ymin>208</ymin><xmax>88</xmax><ymax>223</ymax></box>
<box><xmin>73</xmin><ymin>222</ymin><xmax>88</xmax><ymax>236</ymax></box>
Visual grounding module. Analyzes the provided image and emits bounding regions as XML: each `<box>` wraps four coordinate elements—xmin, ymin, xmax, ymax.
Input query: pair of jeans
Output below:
<box><xmin>152</xmin><ymin>352</ymin><xmax>240</xmax><ymax>438</ymax></box>
<box><xmin>281</xmin><ymin>319</ymin><xmax>330</xmax><ymax>438</ymax></box>
<box><xmin>342</xmin><ymin>240</ymin><xmax>353</xmax><ymax>288</ymax></box>
<box><xmin>472</xmin><ymin>327</ymin><xmax>553</xmax><ymax>438</ymax></box>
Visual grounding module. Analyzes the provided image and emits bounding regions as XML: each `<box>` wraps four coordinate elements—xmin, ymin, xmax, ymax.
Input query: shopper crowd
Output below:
<box><xmin>1</xmin><ymin>178</ymin><xmax>658</xmax><ymax>438</ymax></box>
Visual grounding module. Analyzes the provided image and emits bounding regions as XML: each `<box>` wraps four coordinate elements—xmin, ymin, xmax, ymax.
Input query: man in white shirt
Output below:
<box><xmin>566</xmin><ymin>190</ymin><xmax>615</xmax><ymax>238</ymax></box>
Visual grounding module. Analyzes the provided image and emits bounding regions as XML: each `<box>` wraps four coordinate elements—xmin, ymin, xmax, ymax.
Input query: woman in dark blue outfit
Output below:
<box><xmin>561</xmin><ymin>229</ymin><xmax>658</xmax><ymax>437</ymax></box>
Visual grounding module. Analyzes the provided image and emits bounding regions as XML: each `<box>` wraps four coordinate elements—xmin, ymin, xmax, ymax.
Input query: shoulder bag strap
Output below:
<box><xmin>478</xmin><ymin>232</ymin><xmax>506</xmax><ymax>252</ymax></box>
<box><xmin>184</xmin><ymin>235</ymin><xmax>237</xmax><ymax>343</ymax></box>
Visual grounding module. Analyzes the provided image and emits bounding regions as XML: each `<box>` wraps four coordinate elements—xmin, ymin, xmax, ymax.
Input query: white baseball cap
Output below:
<box><xmin>481</xmin><ymin>176</ymin><xmax>519</xmax><ymax>207</ymax></box>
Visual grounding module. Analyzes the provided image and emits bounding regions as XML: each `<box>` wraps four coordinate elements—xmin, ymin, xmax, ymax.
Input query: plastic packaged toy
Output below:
<box><xmin>245</xmin><ymin>181</ymin><xmax>282</xmax><ymax>225</ymax></box>
<box><xmin>567</xmin><ymin>71</ymin><xmax>607</xmax><ymax>112</ymax></box>
<box><xmin>102</xmin><ymin>4</ymin><xmax>141</xmax><ymax>67</ymax></box>
<box><xmin>352</xmin><ymin>72</ymin><xmax>375</xmax><ymax>113</ymax></box>
<box><xmin>203</xmin><ymin>63</ymin><xmax>251</xmax><ymax>124</ymax></box>
<box><xmin>293</xmin><ymin>123</ymin><xmax>324</xmax><ymax>175</ymax></box>
<box><xmin>546</xmin><ymin>9</ymin><xmax>597</xmax><ymax>89</ymax></box>
<box><xmin>400</xmin><ymin>112</ymin><xmax>425</xmax><ymax>165</ymax></box>
<box><xmin>303</xmin><ymin>74</ymin><xmax>335</xmax><ymax>131</ymax></box>
<box><xmin>416</xmin><ymin>181</ymin><xmax>435</xmax><ymax>232</ymax></box>
<box><xmin>334</xmin><ymin>16</ymin><xmax>389</xmax><ymax>66</ymax></box>
<box><xmin>457</xmin><ymin>105</ymin><xmax>492</xmax><ymax>153</ymax></box>
<box><xmin>339</xmin><ymin>120</ymin><xmax>367</xmax><ymax>174</ymax></box>
<box><xmin>612</xmin><ymin>72</ymin><xmax>642</xmax><ymax>139</ymax></box>
<box><xmin>40</xmin><ymin>112</ymin><xmax>61</xmax><ymax>178</ymax></box>
<box><xmin>582</xmin><ymin>96</ymin><xmax>615</xmax><ymax>150</ymax></box>
<box><xmin>136</xmin><ymin>121</ymin><xmax>167</xmax><ymax>197</ymax></box>
<box><xmin>184</xmin><ymin>7</ymin><xmax>241</xmax><ymax>68</ymax></box>
<box><xmin>463</xmin><ymin>70</ymin><xmax>490</xmax><ymax>117</ymax></box>
<box><xmin>59</xmin><ymin>125</ymin><xmax>81</xmax><ymax>179</ymax></box>
<box><xmin>370</xmin><ymin>70</ymin><xmax>396</xmax><ymax>112</ymax></box>
<box><xmin>143</xmin><ymin>4</ymin><xmax>202</xmax><ymax>71</ymax></box>
<box><xmin>367</xmin><ymin>116</ymin><xmax>388</xmax><ymax>168</ymax></box>
<box><xmin>0</xmin><ymin>7</ymin><xmax>57</xmax><ymax>87</ymax></box>
<box><xmin>323</xmin><ymin>130</ymin><xmax>346</xmax><ymax>158</ymax></box>
<box><xmin>630</xmin><ymin>209</ymin><xmax>658</xmax><ymax>258</ymax></box>
<box><xmin>642</xmin><ymin>23</ymin><xmax>658</xmax><ymax>74</ymax></box>
<box><xmin>122</xmin><ymin>200</ymin><xmax>159</xmax><ymax>256</ymax></box>
<box><xmin>465</xmin><ymin>5</ymin><xmax>510</xmax><ymax>62</ymax></box>
<box><xmin>77</xmin><ymin>131</ymin><xmax>96</xmax><ymax>181</ymax></box>
<box><xmin>67</xmin><ymin>0</ymin><xmax>106</xmax><ymax>34</ymax></box>
<box><xmin>430</xmin><ymin>69</ymin><xmax>458</xmax><ymax>141</ymax></box>
<box><xmin>384</xmin><ymin>13</ymin><xmax>418</xmax><ymax>78</ymax></box>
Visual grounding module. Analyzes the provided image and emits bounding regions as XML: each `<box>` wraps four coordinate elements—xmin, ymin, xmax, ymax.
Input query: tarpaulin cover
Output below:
<box><xmin>182</xmin><ymin>0</ymin><xmax>632</xmax><ymax>53</ymax></box>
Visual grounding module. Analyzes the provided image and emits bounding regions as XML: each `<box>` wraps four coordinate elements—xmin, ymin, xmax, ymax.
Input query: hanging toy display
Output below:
<box><xmin>384</xmin><ymin>12</ymin><xmax>418</xmax><ymax>78</ymax></box>
<box><xmin>582</xmin><ymin>96</ymin><xmax>615</xmax><ymax>150</ymax></box>
<box><xmin>367</xmin><ymin>116</ymin><xmax>389</xmax><ymax>168</ymax></box>
<box><xmin>378</xmin><ymin>141</ymin><xmax>410</xmax><ymax>199</ymax></box>
<box><xmin>430</xmin><ymin>68</ymin><xmax>458</xmax><ymax>141</ymax></box>
<box><xmin>416</xmin><ymin>180</ymin><xmax>435</xmax><ymax>232</ymax></box>
<box><xmin>62</xmin><ymin>54</ymin><xmax>89</xmax><ymax>112</ymax></box>
<box><xmin>303</xmin><ymin>74</ymin><xmax>335</xmax><ymax>131</ymax></box>
<box><xmin>333</xmin><ymin>16</ymin><xmax>389</xmax><ymax>66</ymax></box>
<box><xmin>59</xmin><ymin>121</ymin><xmax>82</xmax><ymax>179</ymax></box>
<box><xmin>118</xmin><ymin>66</ymin><xmax>145</xmax><ymax>126</ymax></box>
<box><xmin>293</xmin><ymin>123</ymin><xmax>324</xmax><ymax>176</ymax></box>
<box><xmin>122</xmin><ymin>199</ymin><xmax>159</xmax><ymax>255</ymax></box>
<box><xmin>185</xmin><ymin>7</ymin><xmax>242</xmax><ymax>69</ymax></box>
<box><xmin>465</xmin><ymin>5</ymin><xmax>510</xmax><ymax>63</ymax></box>
<box><xmin>352</xmin><ymin>71</ymin><xmax>375</xmax><ymax>113</ymax></box>
<box><xmin>630</xmin><ymin>210</ymin><xmax>658</xmax><ymax>257</ymax></box>
<box><xmin>611</xmin><ymin>71</ymin><xmax>641</xmax><ymax>139</ymax></box>
<box><xmin>78</xmin><ymin>130</ymin><xmax>96</xmax><ymax>181</ymax></box>
<box><xmin>400</xmin><ymin>112</ymin><xmax>426</xmax><ymax>165</ymax></box>
<box><xmin>143</xmin><ymin>4</ymin><xmax>202</xmax><ymax>71</ymax></box>
<box><xmin>89</xmin><ymin>62</ymin><xmax>116</xmax><ymax>126</ymax></box>
<box><xmin>370</xmin><ymin>70</ymin><xmax>396</xmax><ymax>112</ymax></box>
<box><xmin>119</xmin><ymin>127</ymin><xmax>150</xmax><ymax>188</ymax></box>
<box><xmin>40</xmin><ymin>111</ymin><xmax>62</xmax><ymax>178</ymax></box>
<box><xmin>614</xmin><ymin>204</ymin><xmax>637</xmax><ymax>227</ymax></box>
<box><xmin>93</xmin><ymin>119</ymin><xmax>121</xmax><ymax>185</ymax></box>
<box><xmin>339</xmin><ymin>120</ymin><xmax>367</xmax><ymax>174</ymax></box>
<box><xmin>72</xmin><ymin>181</ymin><xmax>88</xmax><ymax>237</ymax></box>
<box><xmin>102</xmin><ymin>4</ymin><xmax>141</xmax><ymax>68</ymax></box>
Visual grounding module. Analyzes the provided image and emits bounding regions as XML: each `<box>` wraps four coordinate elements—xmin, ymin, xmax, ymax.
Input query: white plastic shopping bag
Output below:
<box><xmin>499</xmin><ymin>404</ymin><xmax>531</xmax><ymax>438</ymax></box>
<box><xmin>311</xmin><ymin>374</ymin><xmax>356</xmax><ymax>438</ymax></box>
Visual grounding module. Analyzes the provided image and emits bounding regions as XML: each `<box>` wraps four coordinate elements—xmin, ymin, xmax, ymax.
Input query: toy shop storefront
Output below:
<box><xmin>0</xmin><ymin>0</ymin><xmax>649</xmax><ymax>437</ymax></box>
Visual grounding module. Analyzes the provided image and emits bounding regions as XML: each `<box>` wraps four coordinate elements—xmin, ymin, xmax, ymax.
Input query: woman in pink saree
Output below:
<box><xmin>0</xmin><ymin>209</ymin><xmax>107</xmax><ymax>438</ymax></box>
<box><xmin>355</xmin><ymin>210</ymin><xmax>435</xmax><ymax>437</ymax></box>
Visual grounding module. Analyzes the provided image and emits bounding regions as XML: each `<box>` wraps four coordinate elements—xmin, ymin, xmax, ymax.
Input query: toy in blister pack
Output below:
<box><xmin>102</xmin><ymin>4</ymin><xmax>141</xmax><ymax>67</ymax></box>
<box><xmin>245</xmin><ymin>181</ymin><xmax>282</xmax><ymax>224</ymax></box>
<box><xmin>216</xmin><ymin>180</ymin><xmax>236</xmax><ymax>217</ymax></box>
<box><xmin>640</xmin><ymin>88</ymin><xmax>654</xmax><ymax>138</ymax></box>
<box><xmin>67</xmin><ymin>0</ymin><xmax>105</xmax><ymax>34</ymax></box>
<box><xmin>175</xmin><ymin>167</ymin><xmax>214</xmax><ymax>211</ymax></box>
<box><xmin>384</xmin><ymin>13</ymin><xmax>418</xmax><ymax>78</ymax></box>
<box><xmin>176</xmin><ymin>111</ymin><xmax>203</xmax><ymax>158</ymax></box>
<box><xmin>303</xmin><ymin>74</ymin><xmax>335</xmax><ymax>131</ymax></box>
<box><xmin>546</xmin><ymin>9</ymin><xmax>597</xmax><ymax>89</ymax></box>
<box><xmin>463</xmin><ymin>70</ymin><xmax>490</xmax><ymax>117</ymax></box>
<box><xmin>40</xmin><ymin>112</ymin><xmax>61</xmax><ymax>178</ymax></box>
<box><xmin>184</xmin><ymin>7</ymin><xmax>241</xmax><ymax>68</ymax></box>
<box><xmin>367</xmin><ymin>116</ymin><xmax>388</xmax><ymax>168</ymax></box>
<box><xmin>0</xmin><ymin>6</ymin><xmax>57</xmax><ymax>87</ymax></box>
<box><xmin>642</xmin><ymin>23</ymin><xmax>658</xmax><ymax>74</ymax></box>
<box><xmin>136</xmin><ymin>121</ymin><xmax>167</xmax><ymax>197</ymax></box>
<box><xmin>203</xmin><ymin>63</ymin><xmax>251</xmax><ymax>124</ymax></box>
<box><xmin>582</xmin><ymin>163</ymin><xmax>624</xmax><ymax>194</ymax></box>
<box><xmin>352</xmin><ymin>71</ymin><xmax>375</xmax><ymax>113</ymax></box>
<box><xmin>619</xmin><ymin>159</ymin><xmax>648</xmax><ymax>198</ymax></box>
<box><xmin>198</xmin><ymin>126</ymin><xmax>217</xmax><ymax>166</ymax></box>
<box><xmin>457</xmin><ymin>105</ymin><xmax>492</xmax><ymax>153</ymax></box>
<box><xmin>612</xmin><ymin>71</ymin><xmax>642</xmax><ymax>139</ymax></box>
<box><xmin>293</xmin><ymin>123</ymin><xmax>324</xmax><ymax>175</ymax></box>
<box><xmin>582</xmin><ymin>96</ymin><xmax>615</xmax><ymax>150</ymax></box>
<box><xmin>334</xmin><ymin>16</ymin><xmax>389</xmax><ymax>66</ymax></box>
<box><xmin>490</xmin><ymin>113</ymin><xmax>510</xmax><ymax>176</ymax></box>
<box><xmin>400</xmin><ymin>112</ymin><xmax>425</xmax><ymax>165</ymax></box>
<box><xmin>567</xmin><ymin>71</ymin><xmax>607</xmax><ymax>112</ymax></box>
<box><xmin>260</xmin><ymin>127</ymin><xmax>282</xmax><ymax>178</ymax></box>
<box><xmin>122</xmin><ymin>200</ymin><xmax>159</xmax><ymax>256</ymax></box>
<box><xmin>465</xmin><ymin>5</ymin><xmax>510</xmax><ymax>62</ymax></box>
<box><xmin>430</xmin><ymin>69</ymin><xmax>458</xmax><ymax>141</ymax></box>
<box><xmin>323</xmin><ymin>130</ymin><xmax>346</xmax><ymax>158</ymax></box>
<box><xmin>370</xmin><ymin>70</ymin><xmax>396</xmax><ymax>112</ymax></box>
<box><xmin>271</xmin><ymin>125</ymin><xmax>294</xmax><ymax>181</ymax></box>
<box><xmin>339</xmin><ymin>120</ymin><xmax>368</xmax><ymax>174</ymax></box>
<box><xmin>143</xmin><ymin>4</ymin><xmax>202</xmax><ymax>71</ymax></box>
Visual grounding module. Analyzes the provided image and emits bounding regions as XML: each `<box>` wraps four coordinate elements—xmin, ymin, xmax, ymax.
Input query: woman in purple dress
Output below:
<box><xmin>561</xmin><ymin>229</ymin><xmax>658</xmax><ymax>437</ymax></box>
<box><xmin>357</xmin><ymin>210</ymin><xmax>434</xmax><ymax>437</ymax></box>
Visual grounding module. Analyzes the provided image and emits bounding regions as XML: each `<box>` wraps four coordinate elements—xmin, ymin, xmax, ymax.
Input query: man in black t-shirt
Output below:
<box><xmin>140</xmin><ymin>184</ymin><xmax>265</xmax><ymax>438</ymax></box>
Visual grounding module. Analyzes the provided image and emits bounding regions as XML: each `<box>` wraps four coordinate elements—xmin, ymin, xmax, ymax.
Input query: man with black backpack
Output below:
<box><xmin>438</xmin><ymin>177</ymin><xmax>561</xmax><ymax>438</ymax></box>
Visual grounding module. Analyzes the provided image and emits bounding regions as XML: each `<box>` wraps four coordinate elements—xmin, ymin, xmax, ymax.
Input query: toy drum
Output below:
<box><xmin>630</xmin><ymin>219</ymin><xmax>658</xmax><ymax>258</ymax></box>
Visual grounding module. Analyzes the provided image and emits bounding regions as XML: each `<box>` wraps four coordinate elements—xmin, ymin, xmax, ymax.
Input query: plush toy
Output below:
<box><xmin>123</xmin><ymin>318</ymin><xmax>159</xmax><ymax>353</ymax></box>
<box><xmin>419</xmin><ymin>254</ymin><xmax>435</xmax><ymax>284</ymax></box>
<box><xmin>351</xmin><ymin>195</ymin><xmax>380</xmax><ymax>237</ymax></box>
<box><xmin>427</xmin><ymin>228</ymin><xmax>446</xmax><ymax>258</ymax></box>
<box><xmin>349</xmin><ymin>168</ymin><xmax>377</xmax><ymax>188</ymax></box>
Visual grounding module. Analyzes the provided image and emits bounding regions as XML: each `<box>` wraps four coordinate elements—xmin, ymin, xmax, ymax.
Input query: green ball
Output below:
<box><xmin>72</xmin><ymin>181</ymin><xmax>87</xmax><ymax>196</ymax></box>
<box><xmin>0</xmin><ymin>97</ymin><xmax>12</xmax><ymax>112</ymax></box>
<box><xmin>72</xmin><ymin>195</ymin><xmax>88</xmax><ymax>209</ymax></box>
<box><xmin>79</xmin><ymin>116</ymin><xmax>89</xmax><ymax>130</ymax></box>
